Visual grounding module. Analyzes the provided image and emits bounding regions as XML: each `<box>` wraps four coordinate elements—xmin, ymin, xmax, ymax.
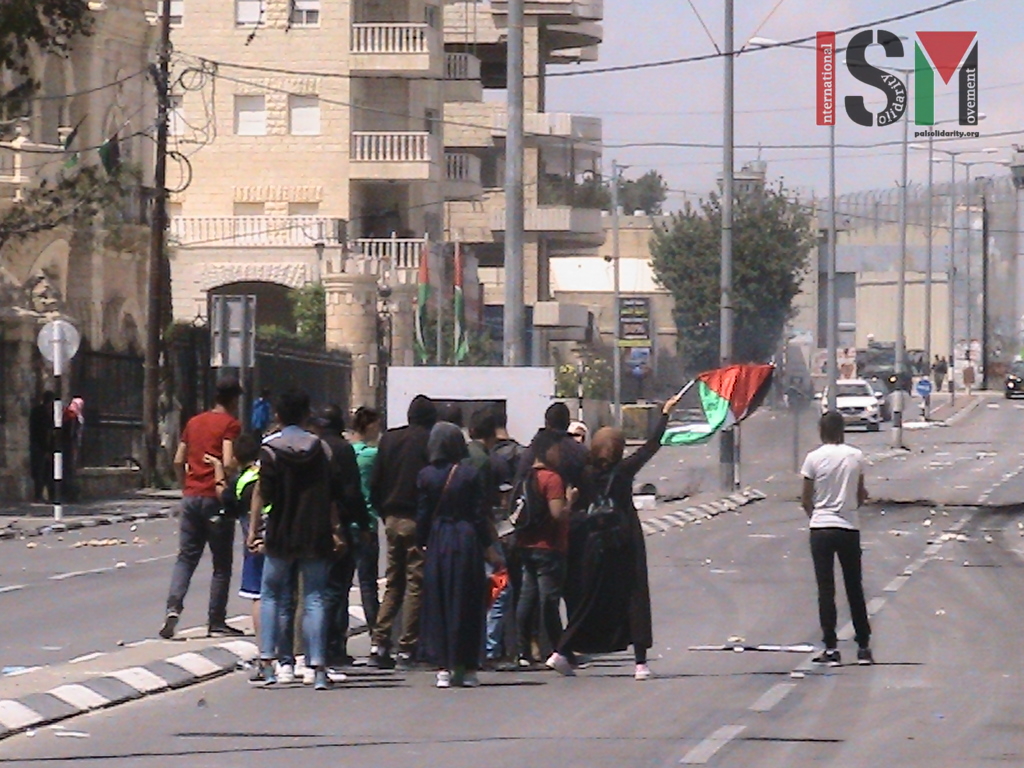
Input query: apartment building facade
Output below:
<box><xmin>167</xmin><ymin>0</ymin><xmax>604</xmax><ymax>406</ymax></box>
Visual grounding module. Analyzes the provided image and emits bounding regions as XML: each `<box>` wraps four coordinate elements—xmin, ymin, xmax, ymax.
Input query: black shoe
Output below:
<box><xmin>208</xmin><ymin>623</ymin><xmax>245</xmax><ymax>638</ymax></box>
<box><xmin>394</xmin><ymin>652</ymin><xmax>413</xmax><ymax>671</ymax></box>
<box><xmin>159</xmin><ymin>612</ymin><xmax>179</xmax><ymax>640</ymax></box>
<box><xmin>812</xmin><ymin>648</ymin><xmax>841</xmax><ymax>667</ymax></box>
<box><xmin>369</xmin><ymin>651</ymin><xmax>395</xmax><ymax>670</ymax></box>
<box><xmin>857</xmin><ymin>647</ymin><xmax>874</xmax><ymax>665</ymax></box>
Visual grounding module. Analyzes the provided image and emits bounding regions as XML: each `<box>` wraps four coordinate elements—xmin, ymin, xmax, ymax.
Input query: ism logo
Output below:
<box><xmin>816</xmin><ymin>29</ymin><xmax>979</xmax><ymax>128</ymax></box>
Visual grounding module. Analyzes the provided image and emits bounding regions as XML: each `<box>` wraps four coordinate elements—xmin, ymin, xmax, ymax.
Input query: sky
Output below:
<box><xmin>546</xmin><ymin>0</ymin><xmax>1024</xmax><ymax>210</ymax></box>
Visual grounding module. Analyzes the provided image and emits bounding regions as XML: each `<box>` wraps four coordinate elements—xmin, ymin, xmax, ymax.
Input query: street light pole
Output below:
<box><xmin>826</xmin><ymin>122</ymin><xmax>838</xmax><ymax>412</ymax></box>
<box><xmin>612</xmin><ymin>159</ymin><xmax>622</xmax><ymax>426</ymax></box>
<box><xmin>503</xmin><ymin>0</ymin><xmax>525</xmax><ymax>367</ymax></box>
<box><xmin>892</xmin><ymin>74</ymin><xmax>910</xmax><ymax>449</ymax></box>
<box><xmin>719</xmin><ymin>0</ymin><xmax>736</xmax><ymax>491</ymax></box>
<box><xmin>924</xmin><ymin>134</ymin><xmax>934</xmax><ymax>418</ymax></box>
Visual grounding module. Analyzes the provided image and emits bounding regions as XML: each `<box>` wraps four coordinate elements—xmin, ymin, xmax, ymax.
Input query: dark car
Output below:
<box><xmin>1005</xmin><ymin>361</ymin><xmax>1024</xmax><ymax>399</ymax></box>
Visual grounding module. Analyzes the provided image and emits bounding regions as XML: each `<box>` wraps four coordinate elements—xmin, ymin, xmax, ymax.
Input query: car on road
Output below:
<box><xmin>820</xmin><ymin>378</ymin><xmax>882</xmax><ymax>431</ymax></box>
<box><xmin>1005</xmin><ymin>361</ymin><xmax>1024</xmax><ymax>398</ymax></box>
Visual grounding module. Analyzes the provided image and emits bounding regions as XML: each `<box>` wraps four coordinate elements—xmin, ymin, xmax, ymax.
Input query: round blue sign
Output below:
<box><xmin>915</xmin><ymin>378</ymin><xmax>933</xmax><ymax>398</ymax></box>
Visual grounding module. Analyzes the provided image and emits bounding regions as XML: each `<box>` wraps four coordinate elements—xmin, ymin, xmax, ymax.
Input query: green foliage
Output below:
<box><xmin>619</xmin><ymin>170</ymin><xmax>669</xmax><ymax>216</ymax></box>
<box><xmin>650</xmin><ymin>181</ymin><xmax>813</xmax><ymax>373</ymax></box>
<box><xmin>418</xmin><ymin>308</ymin><xmax>497</xmax><ymax>367</ymax></box>
<box><xmin>292</xmin><ymin>282</ymin><xmax>326</xmax><ymax>350</ymax></box>
<box><xmin>554</xmin><ymin>349</ymin><xmax>613</xmax><ymax>400</ymax></box>
<box><xmin>0</xmin><ymin>1</ymin><xmax>92</xmax><ymax>124</ymax></box>
<box><xmin>0</xmin><ymin>164</ymin><xmax>136</xmax><ymax>251</ymax></box>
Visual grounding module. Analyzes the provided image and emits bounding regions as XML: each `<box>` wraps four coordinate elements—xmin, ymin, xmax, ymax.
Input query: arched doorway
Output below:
<box><xmin>208</xmin><ymin>280</ymin><xmax>296</xmax><ymax>333</ymax></box>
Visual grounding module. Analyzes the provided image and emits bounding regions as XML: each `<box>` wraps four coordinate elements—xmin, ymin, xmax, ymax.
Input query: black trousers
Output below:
<box><xmin>810</xmin><ymin>527</ymin><xmax>871</xmax><ymax>649</ymax></box>
<box><xmin>165</xmin><ymin>497</ymin><xmax>235</xmax><ymax>625</ymax></box>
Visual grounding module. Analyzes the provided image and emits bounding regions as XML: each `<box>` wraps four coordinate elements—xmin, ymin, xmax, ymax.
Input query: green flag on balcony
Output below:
<box><xmin>453</xmin><ymin>241</ymin><xmax>469</xmax><ymax>363</ymax></box>
<box><xmin>415</xmin><ymin>242</ymin><xmax>430</xmax><ymax>364</ymax></box>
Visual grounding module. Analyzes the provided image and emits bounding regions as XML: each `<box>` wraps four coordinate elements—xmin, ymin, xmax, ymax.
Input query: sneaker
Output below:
<box><xmin>369</xmin><ymin>651</ymin><xmax>395</xmax><ymax>670</ymax></box>
<box><xmin>327</xmin><ymin>668</ymin><xmax>348</xmax><ymax>683</ymax></box>
<box><xmin>516</xmin><ymin>656</ymin><xmax>534</xmax><ymax>669</ymax></box>
<box><xmin>857</xmin><ymin>647</ymin><xmax>875</xmax><ymax>666</ymax></box>
<box><xmin>812</xmin><ymin>648</ymin><xmax>842</xmax><ymax>667</ymax></box>
<box><xmin>395</xmin><ymin>652</ymin><xmax>413</xmax><ymax>671</ymax></box>
<box><xmin>461</xmin><ymin>671</ymin><xmax>481</xmax><ymax>688</ymax></box>
<box><xmin>302</xmin><ymin>667</ymin><xmax>316</xmax><ymax>686</ymax></box>
<box><xmin>545</xmin><ymin>653</ymin><xmax>576</xmax><ymax>677</ymax></box>
<box><xmin>207</xmin><ymin>623</ymin><xmax>245</xmax><ymax>638</ymax></box>
<box><xmin>247</xmin><ymin>664</ymin><xmax>264</xmax><ymax>684</ymax></box>
<box><xmin>260</xmin><ymin>664</ymin><xmax>278</xmax><ymax>687</ymax></box>
<box><xmin>277</xmin><ymin>663</ymin><xmax>296</xmax><ymax>684</ymax></box>
<box><xmin>159</xmin><ymin>612</ymin><xmax>179</xmax><ymax>640</ymax></box>
<box><xmin>313</xmin><ymin>669</ymin><xmax>330</xmax><ymax>691</ymax></box>
<box><xmin>634</xmin><ymin>663</ymin><xmax>652</xmax><ymax>681</ymax></box>
<box><xmin>436</xmin><ymin>670</ymin><xmax>451</xmax><ymax>689</ymax></box>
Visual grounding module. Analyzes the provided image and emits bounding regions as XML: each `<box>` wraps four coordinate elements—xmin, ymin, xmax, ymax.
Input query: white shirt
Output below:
<box><xmin>801</xmin><ymin>443</ymin><xmax>864</xmax><ymax>530</ymax></box>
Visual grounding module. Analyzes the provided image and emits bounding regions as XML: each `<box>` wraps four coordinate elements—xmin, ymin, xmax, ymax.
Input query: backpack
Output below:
<box><xmin>250</xmin><ymin>398</ymin><xmax>272</xmax><ymax>432</ymax></box>
<box><xmin>506</xmin><ymin>468</ymin><xmax>547</xmax><ymax>537</ymax></box>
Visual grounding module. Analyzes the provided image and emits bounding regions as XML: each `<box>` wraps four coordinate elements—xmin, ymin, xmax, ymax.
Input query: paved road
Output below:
<box><xmin>3</xmin><ymin>395</ymin><xmax>1024</xmax><ymax>766</ymax></box>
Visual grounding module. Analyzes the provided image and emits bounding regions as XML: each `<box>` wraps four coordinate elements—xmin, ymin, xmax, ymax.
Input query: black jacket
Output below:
<box><xmin>370</xmin><ymin>397</ymin><xmax>437</xmax><ymax>520</ymax></box>
<box><xmin>321</xmin><ymin>432</ymin><xmax>371</xmax><ymax>531</ymax></box>
<box><xmin>259</xmin><ymin>427</ymin><xmax>337</xmax><ymax>559</ymax></box>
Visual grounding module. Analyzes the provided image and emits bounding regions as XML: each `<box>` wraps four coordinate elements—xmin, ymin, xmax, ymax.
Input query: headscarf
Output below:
<box><xmin>428</xmin><ymin>422</ymin><xmax>468</xmax><ymax>465</ymax></box>
<box><xmin>568</xmin><ymin>420</ymin><xmax>589</xmax><ymax>442</ymax></box>
<box><xmin>589</xmin><ymin>426</ymin><xmax>625</xmax><ymax>470</ymax></box>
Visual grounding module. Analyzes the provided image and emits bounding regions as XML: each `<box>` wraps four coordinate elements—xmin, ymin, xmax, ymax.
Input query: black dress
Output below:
<box><xmin>416</xmin><ymin>461</ymin><xmax>492</xmax><ymax>670</ymax></box>
<box><xmin>559</xmin><ymin>413</ymin><xmax>669</xmax><ymax>655</ymax></box>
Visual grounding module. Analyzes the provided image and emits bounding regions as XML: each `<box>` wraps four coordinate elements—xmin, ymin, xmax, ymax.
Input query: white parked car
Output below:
<box><xmin>820</xmin><ymin>378</ymin><xmax>882</xmax><ymax>431</ymax></box>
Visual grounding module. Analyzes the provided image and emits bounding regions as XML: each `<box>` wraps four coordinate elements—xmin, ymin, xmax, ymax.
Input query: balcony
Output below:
<box><xmin>489</xmin><ymin>0</ymin><xmax>603</xmax><ymax>22</ymax></box>
<box><xmin>351</xmin><ymin>236</ymin><xmax>425</xmax><ymax>270</ymax></box>
<box><xmin>444</xmin><ymin>152</ymin><xmax>482</xmax><ymax>200</ymax></box>
<box><xmin>350</xmin><ymin>22</ymin><xmax>440</xmax><ymax>75</ymax></box>
<box><xmin>490</xmin><ymin>205</ymin><xmax>603</xmax><ymax>240</ymax></box>
<box><xmin>350</xmin><ymin>131</ymin><xmax>439</xmax><ymax>181</ymax></box>
<box><xmin>444</xmin><ymin>102</ymin><xmax>602</xmax><ymax>151</ymax></box>
<box><xmin>444</xmin><ymin>52</ymin><xmax>482</xmax><ymax>102</ymax></box>
<box><xmin>169</xmin><ymin>217</ymin><xmax>343</xmax><ymax>248</ymax></box>
<box><xmin>0</xmin><ymin>137</ymin><xmax>64</xmax><ymax>201</ymax></box>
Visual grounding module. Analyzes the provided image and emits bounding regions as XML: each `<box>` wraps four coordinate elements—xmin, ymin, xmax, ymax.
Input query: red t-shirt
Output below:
<box><xmin>181</xmin><ymin>410</ymin><xmax>241</xmax><ymax>497</ymax></box>
<box><xmin>518</xmin><ymin>467</ymin><xmax>569</xmax><ymax>553</ymax></box>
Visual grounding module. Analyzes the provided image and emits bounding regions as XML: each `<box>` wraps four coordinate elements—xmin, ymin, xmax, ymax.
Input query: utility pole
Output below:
<box><xmin>924</xmin><ymin>134</ymin><xmax>934</xmax><ymax>419</ymax></box>
<box><xmin>611</xmin><ymin>159</ymin><xmax>622</xmax><ymax>426</ymax></box>
<box><xmin>892</xmin><ymin>74</ymin><xmax>910</xmax><ymax>449</ymax></box>
<box><xmin>981</xmin><ymin>182</ymin><xmax>989</xmax><ymax>389</ymax></box>
<box><xmin>719</xmin><ymin>0</ymin><xmax>735</xmax><ymax>491</ymax></box>
<box><xmin>143</xmin><ymin>0</ymin><xmax>172</xmax><ymax>486</ymax></box>
<box><xmin>503</xmin><ymin>0</ymin><xmax>525</xmax><ymax>366</ymax></box>
<box><xmin>825</xmin><ymin>122</ymin><xmax>837</xmax><ymax>412</ymax></box>
<box><xmin>947</xmin><ymin>152</ymin><xmax>959</xmax><ymax>403</ymax></box>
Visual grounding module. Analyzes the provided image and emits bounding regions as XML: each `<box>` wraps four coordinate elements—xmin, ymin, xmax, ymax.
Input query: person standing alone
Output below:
<box><xmin>801</xmin><ymin>410</ymin><xmax>873</xmax><ymax>666</ymax></box>
<box><xmin>161</xmin><ymin>376</ymin><xmax>244</xmax><ymax>640</ymax></box>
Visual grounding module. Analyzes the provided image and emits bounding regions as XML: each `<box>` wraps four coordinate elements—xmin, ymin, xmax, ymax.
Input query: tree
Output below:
<box><xmin>256</xmin><ymin>282</ymin><xmax>327</xmax><ymax>350</ymax></box>
<box><xmin>0</xmin><ymin>1</ymin><xmax>92</xmax><ymax>125</ymax></box>
<box><xmin>620</xmin><ymin>170</ymin><xmax>669</xmax><ymax>216</ymax></box>
<box><xmin>650</xmin><ymin>181</ymin><xmax>813</xmax><ymax>373</ymax></box>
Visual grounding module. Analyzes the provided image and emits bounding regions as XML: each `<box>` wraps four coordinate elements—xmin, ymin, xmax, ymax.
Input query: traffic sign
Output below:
<box><xmin>37</xmin><ymin>319</ymin><xmax>80</xmax><ymax>366</ymax></box>
<box><xmin>915</xmin><ymin>378</ymin><xmax>933</xmax><ymax>399</ymax></box>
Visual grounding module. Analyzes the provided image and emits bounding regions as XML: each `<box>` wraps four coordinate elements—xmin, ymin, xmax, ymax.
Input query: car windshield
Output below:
<box><xmin>836</xmin><ymin>383</ymin><xmax>873</xmax><ymax>397</ymax></box>
<box><xmin>1011</xmin><ymin>362</ymin><xmax>1024</xmax><ymax>377</ymax></box>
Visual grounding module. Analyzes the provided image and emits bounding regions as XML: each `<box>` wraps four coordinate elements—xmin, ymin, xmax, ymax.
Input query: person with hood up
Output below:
<box><xmin>369</xmin><ymin>394</ymin><xmax>438</xmax><ymax>668</ymax></box>
<box><xmin>546</xmin><ymin>392</ymin><xmax>682</xmax><ymax>681</ymax></box>
<box><xmin>249</xmin><ymin>389</ymin><xmax>345</xmax><ymax>690</ymax></box>
<box><xmin>417</xmin><ymin>422</ymin><xmax>500</xmax><ymax>688</ymax></box>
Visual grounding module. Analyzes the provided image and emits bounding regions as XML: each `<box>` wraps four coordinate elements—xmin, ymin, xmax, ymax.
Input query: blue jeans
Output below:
<box><xmin>260</xmin><ymin>555</ymin><xmax>331</xmax><ymax>669</ymax></box>
<box><xmin>485</xmin><ymin>543</ymin><xmax>510</xmax><ymax>659</ymax></box>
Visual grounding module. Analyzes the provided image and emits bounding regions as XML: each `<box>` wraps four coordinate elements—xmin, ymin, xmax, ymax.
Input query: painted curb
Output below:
<box><xmin>640</xmin><ymin>488</ymin><xmax>766</xmax><ymax>536</ymax></box>
<box><xmin>0</xmin><ymin>508</ymin><xmax>174</xmax><ymax>542</ymax></box>
<box><xmin>0</xmin><ymin>641</ymin><xmax>257</xmax><ymax>741</ymax></box>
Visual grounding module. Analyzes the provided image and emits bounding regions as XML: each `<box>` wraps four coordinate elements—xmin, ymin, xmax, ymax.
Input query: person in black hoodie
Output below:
<box><xmin>311</xmin><ymin>404</ymin><xmax>373</xmax><ymax>666</ymax></box>
<box><xmin>248</xmin><ymin>389</ymin><xmax>344</xmax><ymax>690</ymax></box>
<box><xmin>368</xmin><ymin>394</ymin><xmax>437</xmax><ymax>668</ymax></box>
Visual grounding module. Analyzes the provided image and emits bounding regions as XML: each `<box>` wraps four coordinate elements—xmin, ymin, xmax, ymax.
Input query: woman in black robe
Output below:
<box><xmin>417</xmin><ymin>422</ymin><xmax>498</xmax><ymax>688</ymax></box>
<box><xmin>550</xmin><ymin>393</ymin><xmax>682</xmax><ymax>681</ymax></box>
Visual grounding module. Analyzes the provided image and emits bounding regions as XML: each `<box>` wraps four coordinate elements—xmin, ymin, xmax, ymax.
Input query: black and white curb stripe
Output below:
<box><xmin>0</xmin><ymin>507</ymin><xmax>174</xmax><ymax>541</ymax></box>
<box><xmin>0</xmin><ymin>640</ymin><xmax>256</xmax><ymax>741</ymax></box>
<box><xmin>640</xmin><ymin>489</ymin><xmax>766</xmax><ymax>536</ymax></box>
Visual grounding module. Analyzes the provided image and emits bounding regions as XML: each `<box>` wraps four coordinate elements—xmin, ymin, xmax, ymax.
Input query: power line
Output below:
<box><xmin>11</xmin><ymin>68</ymin><xmax>150</xmax><ymax>102</ymax></box>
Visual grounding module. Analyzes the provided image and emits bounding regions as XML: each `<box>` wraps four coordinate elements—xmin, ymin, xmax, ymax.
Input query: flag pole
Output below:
<box><xmin>673</xmin><ymin>379</ymin><xmax>696</xmax><ymax>400</ymax></box>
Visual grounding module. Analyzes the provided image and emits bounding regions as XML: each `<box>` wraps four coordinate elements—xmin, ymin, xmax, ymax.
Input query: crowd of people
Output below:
<box><xmin>157</xmin><ymin>377</ymin><xmax>683</xmax><ymax>689</ymax></box>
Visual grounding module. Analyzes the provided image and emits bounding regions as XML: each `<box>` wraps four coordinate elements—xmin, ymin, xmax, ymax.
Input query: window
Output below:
<box><xmin>288</xmin><ymin>202</ymin><xmax>320</xmax><ymax>216</ymax></box>
<box><xmin>234</xmin><ymin>95</ymin><xmax>266</xmax><ymax>135</ymax></box>
<box><xmin>235</xmin><ymin>0</ymin><xmax>265</xmax><ymax>26</ymax></box>
<box><xmin>288</xmin><ymin>95</ymin><xmax>320</xmax><ymax>135</ymax></box>
<box><xmin>289</xmin><ymin>0</ymin><xmax>319</xmax><ymax>26</ymax></box>
<box><xmin>169</xmin><ymin>95</ymin><xmax>185</xmax><ymax>136</ymax></box>
<box><xmin>425</xmin><ymin>108</ymin><xmax>440</xmax><ymax>135</ymax></box>
<box><xmin>233</xmin><ymin>202</ymin><xmax>265</xmax><ymax>216</ymax></box>
<box><xmin>160</xmin><ymin>0</ymin><xmax>184</xmax><ymax>26</ymax></box>
<box><xmin>424</xmin><ymin>4</ymin><xmax>439</xmax><ymax>28</ymax></box>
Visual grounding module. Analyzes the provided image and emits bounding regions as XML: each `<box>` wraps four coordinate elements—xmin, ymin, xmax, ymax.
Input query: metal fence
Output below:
<box><xmin>72</xmin><ymin>344</ymin><xmax>145</xmax><ymax>468</ymax></box>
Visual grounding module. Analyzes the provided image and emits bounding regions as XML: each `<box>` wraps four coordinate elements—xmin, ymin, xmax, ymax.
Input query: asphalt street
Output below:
<box><xmin>2</xmin><ymin>393</ymin><xmax>1024</xmax><ymax>766</ymax></box>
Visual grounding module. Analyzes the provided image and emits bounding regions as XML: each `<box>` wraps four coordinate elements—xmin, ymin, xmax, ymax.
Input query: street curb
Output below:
<box><xmin>0</xmin><ymin>507</ymin><xmax>174</xmax><ymax>542</ymax></box>
<box><xmin>943</xmin><ymin>396</ymin><xmax>982</xmax><ymax>427</ymax></box>
<box><xmin>0</xmin><ymin>640</ymin><xmax>257</xmax><ymax>741</ymax></box>
<box><xmin>640</xmin><ymin>488</ymin><xmax>766</xmax><ymax>536</ymax></box>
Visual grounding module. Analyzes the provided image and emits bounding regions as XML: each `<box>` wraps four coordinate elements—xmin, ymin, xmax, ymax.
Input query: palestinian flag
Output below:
<box><xmin>661</xmin><ymin>364</ymin><xmax>774</xmax><ymax>446</ymax></box>
<box><xmin>414</xmin><ymin>241</ymin><xmax>430</xmax><ymax>363</ymax></box>
<box><xmin>453</xmin><ymin>241</ymin><xmax>469</xmax><ymax>363</ymax></box>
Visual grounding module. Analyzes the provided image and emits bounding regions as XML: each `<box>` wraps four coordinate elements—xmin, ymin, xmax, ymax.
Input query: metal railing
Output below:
<box><xmin>352</xmin><ymin>236</ymin><xmax>425</xmax><ymax>270</ymax></box>
<box><xmin>444</xmin><ymin>52</ymin><xmax>481</xmax><ymax>81</ymax></box>
<box><xmin>351</xmin><ymin>22</ymin><xmax>430</xmax><ymax>54</ymax></box>
<box><xmin>169</xmin><ymin>216</ymin><xmax>342</xmax><ymax>247</ymax></box>
<box><xmin>351</xmin><ymin>131</ymin><xmax>432</xmax><ymax>163</ymax></box>
<box><xmin>445</xmin><ymin>152</ymin><xmax>481</xmax><ymax>183</ymax></box>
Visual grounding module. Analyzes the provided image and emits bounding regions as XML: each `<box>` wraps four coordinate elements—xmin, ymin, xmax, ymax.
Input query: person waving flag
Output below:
<box><xmin>661</xmin><ymin>364</ymin><xmax>774</xmax><ymax>446</ymax></box>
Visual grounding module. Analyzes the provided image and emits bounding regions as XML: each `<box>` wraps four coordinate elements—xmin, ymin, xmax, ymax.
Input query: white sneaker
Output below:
<box><xmin>436</xmin><ymin>670</ymin><xmax>451</xmax><ymax>689</ymax></box>
<box><xmin>461</xmin><ymin>671</ymin><xmax>481</xmax><ymax>688</ymax></box>
<box><xmin>327</xmin><ymin>669</ymin><xmax>348</xmax><ymax>683</ymax></box>
<box><xmin>276</xmin><ymin>663</ymin><xmax>296</xmax><ymax>684</ymax></box>
<box><xmin>545</xmin><ymin>653</ymin><xmax>576</xmax><ymax>677</ymax></box>
<box><xmin>634</xmin><ymin>663</ymin><xmax>652</xmax><ymax>681</ymax></box>
<box><xmin>302</xmin><ymin>667</ymin><xmax>316</xmax><ymax>686</ymax></box>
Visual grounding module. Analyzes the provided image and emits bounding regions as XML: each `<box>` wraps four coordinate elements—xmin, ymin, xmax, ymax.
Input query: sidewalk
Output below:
<box><xmin>0</xmin><ymin>493</ymin><xmax>178</xmax><ymax>540</ymax></box>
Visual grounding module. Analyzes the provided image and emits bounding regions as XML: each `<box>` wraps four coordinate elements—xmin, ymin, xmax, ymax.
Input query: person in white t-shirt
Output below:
<box><xmin>800</xmin><ymin>411</ymin><xmax>873</xmax><ymax>667</ymax></box>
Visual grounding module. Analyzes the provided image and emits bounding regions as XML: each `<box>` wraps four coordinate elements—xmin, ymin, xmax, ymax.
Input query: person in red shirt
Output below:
<box><xmin>160</xmin><ymin>376</ymin><xmax>244</xmax><ymax>640</ymax></box>
<box><xmin>514</xmin><ymin>429</ymin><xmax>577</xmax><ymax>667</ymax></box>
